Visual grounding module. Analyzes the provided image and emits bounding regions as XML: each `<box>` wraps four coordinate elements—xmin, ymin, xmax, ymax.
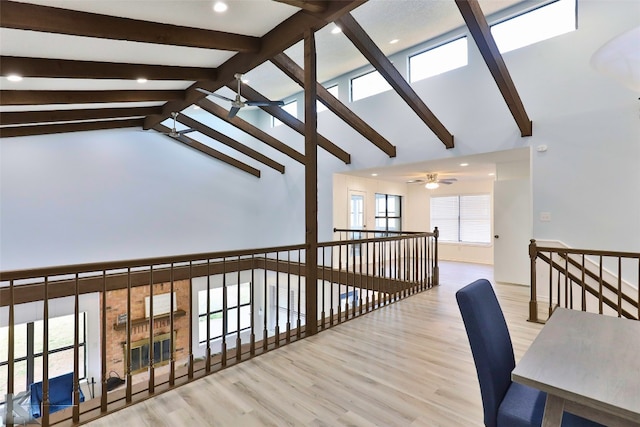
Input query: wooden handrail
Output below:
<box><xmin>529</xmin><ymin>239</ymin><xmax>639</xmax><ymax>323</ymax></box>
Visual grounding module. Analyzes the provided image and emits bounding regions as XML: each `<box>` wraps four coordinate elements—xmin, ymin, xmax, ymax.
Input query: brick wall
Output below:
<box><xmin>100</xmin><ymin>279</ymin><xmax>190</xmax><ymax>379</ymax></box>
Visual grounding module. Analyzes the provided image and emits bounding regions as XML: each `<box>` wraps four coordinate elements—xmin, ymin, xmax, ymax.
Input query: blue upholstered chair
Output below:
<box><xmin>29</xmin><ymin>372</ymin><xmax>84</xmax><ymax>418</ymax></box>
<box><xmin>456</xmin><ymin>279</ymin><xmax>602</xmax><ymax>427</ymax></box>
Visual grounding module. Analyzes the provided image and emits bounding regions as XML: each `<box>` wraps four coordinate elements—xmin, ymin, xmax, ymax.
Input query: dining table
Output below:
<box><xmin>511</xmin><ymin>307</ymin><xmax>640</xmax><ymax>427</ymax></box>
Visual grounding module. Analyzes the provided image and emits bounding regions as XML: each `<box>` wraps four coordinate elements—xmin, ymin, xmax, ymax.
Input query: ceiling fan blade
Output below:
<box><xmin>227</xmin><ymin>106</ymin><xmax>241</xmax><ymax>119</ymax></box>
<box><xmin>178</xmin><ymin>128</ymin><xmax>196</xmax><ymax>135</ymax></box>
<box><xmin>195</xmin><ymin>88</ymin><xmax>235</xmax><ymax>103</ymax></box>
<box><xmin>246</xmin><ymin>100</ymin><xmax>285</xmax><ymax>107</ymax></box>
<box><xmin>439</xmin><ymin>181</ymin><xmax>454</xmax><ymax>185</ymax></box>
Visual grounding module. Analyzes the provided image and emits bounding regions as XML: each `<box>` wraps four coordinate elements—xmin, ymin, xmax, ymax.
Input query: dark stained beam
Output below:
<box><xmin>0</xmin><ymin>1</ymin><xmax>259</xmax><ymax>52</ymax></box>
<box><xmin>303</xmin><ymin>29</ymin><xmax>318</xmax><ymax>335</ymax></box>
<box><xmin>0</xmin><ymin>118</ymin><xmax>143</xmax><ymax>138</ymax></box>
<box><xmin>336</xmin><ymin>13</ymin><xmax>454</xmax><ymax>149</ymax></box>
<box><xmin>0</xmin><ymin>56</ymin><xmax>217</xmax><ymax>81</ymax></box>
<box><xmin>273</xmin><ymin>0</ymin><xmax>328</xmax><ymax>13</ymax></box>
<box><xmin>455</xmin><ymin>0</ymin><xmax>532</xmax><ymax>136</ymax></box>
<box><xmin>144</xmin><ymin>1</ymin><xmax>365</xmax><ymax>130</ymax></box>
<box><xmin>271</xmin><ymin>53</ymin><xmax>396</xmax><ymax>158</ymax></box>
<box><xmin>175</xmin><ymin>114</ymin><xmax>286</xmax><ymax>174</ymax></box>
<box><xmin>237</xmin><ymin>83</ymin><xmax>351</xmax><ymax>165</ymax></box>
<box><xmin>154</xmin><ymin>124</ymin><xmax>260</xmax><ymax>178</ymax></box>
<box><xmin>0</xmin><ymin>106</ymin><xmax>161</xmax><ymax>126</ymax></box>
<box><xmin>196</xmin><ymin>98</ymin><xmax>305</xmax><ymax>164</ymax></box>
<box><xmin>0</xmin><ymin>90</ymin><xmax>182</xmax><ymax>105</ymax></box>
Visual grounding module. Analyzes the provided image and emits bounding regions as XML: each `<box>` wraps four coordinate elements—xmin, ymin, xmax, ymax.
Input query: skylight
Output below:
<box><xmin>409</xmin><ymin>37</ymin><xmax>468</xmax><ymax>83</ymax></box>
<box><xmin>491</xmin><ymin>0</ymin><xmax>577</xmax><ymax>54</ymax></box>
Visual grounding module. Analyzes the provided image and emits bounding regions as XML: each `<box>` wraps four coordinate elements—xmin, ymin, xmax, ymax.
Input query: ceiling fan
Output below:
<box><xmin>196</xmin><ymin>73</ymin><xmax>285</xmax><ymax>119</ymax></box>
<box><xmin>161</xmin><ymin>112</ymin><xmax>196</xmax><ymax>138</ymax></box>
<box><xmin>407</xmin><ymin>173</ymin><xmax>457</xmax><ymax>189</ymax></box>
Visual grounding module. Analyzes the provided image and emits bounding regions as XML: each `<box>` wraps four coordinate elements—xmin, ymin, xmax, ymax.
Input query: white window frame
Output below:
<box><xmin>430</xmin><ymin>194</ymin><xmax>491</xmax><ymax>244</ymax></box>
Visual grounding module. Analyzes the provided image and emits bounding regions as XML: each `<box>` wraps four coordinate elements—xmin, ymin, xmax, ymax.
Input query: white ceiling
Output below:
<box><xmin>1</xmin><ymin>0</ymin><xmax>531</xmax><ymax>182</ymax></box>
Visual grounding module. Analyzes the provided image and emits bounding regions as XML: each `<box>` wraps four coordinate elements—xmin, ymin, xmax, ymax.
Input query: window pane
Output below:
<box><xmin>162</xmin><ymin>339</ymin><xmax>171</xmax><ymax>362</ymax></box>
<box><xmin>227</xmin><ymin>284</ymin><xmax>239</xmax><ymax>309</ymax></box>
<box><xmin>0</xmin><ymin>360</ymin><xmax>28</xmax><ymax>399</ymax></box>
<box><xmin>239</xmin><ymin>306</ymin><xmax>251</xmax><ymax>330</ymax></box>
<box><xmin>351</xmin><ymin>70</ymin><xmax>392</xmax><ymax>101</ymax></box>
<box><xmin>430</xmin><ymin>196</ymin><xmax>459</xmax><ymax>242</ymax></box>
<box><xmin>387</xmin><ymin>195</ymin><xmax>401</xmax><ymax>216</ymax></box>
<box><xmin>239</xmin><ymin>282</ymin><xmax>251</xmax><ymax>305</ymax></box>
<box><xmin>317</xmin><ymin>85</ymin><xmax>339</xmax><ymax>113</ymax></box>
<box><xmin>375</xmin><ymin>218</ymin><xmax>387</xmax><ymax>230</ymax></box>
<box><xmin>131</xmin><ymin>347</ymin><xmax>141</xmax><ymax>372</ymax></box>
<box><xmin>387</xmin><ymin>218</ymin><xmax>401</xmax><ymax>231</ymax></box>
<box><xmin>491</xmin><ymin>0</ymin><xmax>576</xmax><ymax>54</ymax></box>
<box><xmin>460</xmin><ymin>194</ymin><xmax>491</xmax><ymax>243</ymax></box>
<box><xmin>227</xmin><ymin>308</ymin><xmax>238</xmax><ymax>334</ymax></box>
<box><xmin>273</xmin><ymin>100</ymin><xmax>298</xmax><ymax>127</ymax></box>
<box><xmin>410</xmin><ymin>37</ymin><xmax>468</xmax><ymax>82</ymax></box>
<box><xmin>0</xmin><ymin>323</ymin><xmax>27</xmax><ymax>361</ymax></box>
<box><xmin>375</xmin><ymin>194</ymin><xmax>386</xmax><ymax>216</ymax></box>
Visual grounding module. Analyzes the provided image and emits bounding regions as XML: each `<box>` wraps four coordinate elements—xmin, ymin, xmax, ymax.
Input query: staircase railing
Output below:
<box><xmin>0</xmin><ymin>230</ymin><xmax>437</xmax><ymax>426</ymax></box>
<box><xmin>528</xmin><ymin>239</ymin><xmax>640</xmax><ymax>323</ymax></box>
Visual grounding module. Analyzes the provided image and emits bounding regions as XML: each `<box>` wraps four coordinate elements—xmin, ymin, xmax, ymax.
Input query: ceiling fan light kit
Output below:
<box><xmin>408</xmin><ymin>172</ymin><xmax>458</xmax><ymax>189</ymax></box>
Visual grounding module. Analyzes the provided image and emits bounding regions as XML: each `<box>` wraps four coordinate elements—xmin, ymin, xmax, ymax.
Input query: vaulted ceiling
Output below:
<box><xmin>0</xmin><ymin>0</ymin><xmax>531</xmax><ymax>177</ymax></box>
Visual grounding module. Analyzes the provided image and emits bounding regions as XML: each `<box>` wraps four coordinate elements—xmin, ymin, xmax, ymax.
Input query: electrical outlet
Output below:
<box><xmin>540</xmin><ymin>212</ymin><xmax>551</xmax><ymax>222</ymax></box>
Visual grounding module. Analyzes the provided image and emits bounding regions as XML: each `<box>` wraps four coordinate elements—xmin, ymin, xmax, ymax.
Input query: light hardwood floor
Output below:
<box><xmin>84</xmin><ymin>261</ymin><xmax>543</xmax><ymax>427</ymax></box>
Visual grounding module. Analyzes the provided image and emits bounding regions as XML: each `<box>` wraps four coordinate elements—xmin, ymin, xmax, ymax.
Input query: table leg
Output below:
<box><xmin>542</xmin><ymin>394</ymin><xmax>565</xmax><ymax>427</ymax></box>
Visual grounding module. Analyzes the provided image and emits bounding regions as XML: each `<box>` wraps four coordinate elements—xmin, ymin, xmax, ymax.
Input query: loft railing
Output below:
<box><xmin>0</xmin><ymin>230</ymin><xmax>437</xmax><ymax>426</ymax></box>
<box><xmin>528</xmin><ymin>239</ymin><xmax>640</xmax><ymax>323</ymax></box>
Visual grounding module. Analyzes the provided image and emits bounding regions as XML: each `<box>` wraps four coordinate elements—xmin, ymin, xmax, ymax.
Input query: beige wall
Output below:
<box><xmin>333</xmin><ymin>173</ymin><xmax>495</xmax><ymax>265</ymax></box>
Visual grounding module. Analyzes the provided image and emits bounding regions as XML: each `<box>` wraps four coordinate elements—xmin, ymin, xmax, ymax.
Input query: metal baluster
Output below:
<box><xmin>149</xmin><ymin>266</ymin><xmax>155</xmax><ymax>391</ymax></box>
<box><xmin>581</xmin><ymin>254</ymin><xmax>587</xmax><ymax>312</ymax></box>
<box><xmin>189</xmin><ymin>261</ymin><xmax>195</xmax><ymax>377</ymax></box>
<box><xmin>263</xmin><ymin>256</ymin><xmax>268</xmax><ymax>351</ymax></box>
<box><xmin>297</xmin><ymin>249</ymin><xmax>302</xmax><ymax>339</ymax></box>
<box><xmin>42</xmin><ymin>276</ymin><xmax>50</xmax><ymax>425</ymax></box>
<box><xmin>337</xmin><ymin>244</ymin><xmax>342</xmax><ymax>323</ymax></box>
<box><xmin>222</xmin><ymin>258</ymin><xmax>227</xmax><ymax>365</ymax></box>
<box><xmin>169</xmin><ymin>263</ymin><xmax>175</xmax><ymax>386</ymax></box>
<box><xmin>598</xmin><ymin>256</ymin><xmax>604</xmax><ymax>315</ymax></box>
<box><xmin>250</xmin><ymin>255</ymin><xmax>256</xmax><ymax>357</ymax></box>
<box><xmin>617</xmin><ymin>257</ymin><xmax>622</xmax><ymax>318</ymax></box>
<box><xmin>7</xmin><ymin>280</ymin><xmax>15</xmax><ymax>427</ymax></box>
<box><xmin>206</xmin><ymin>260</ymin><xmax>211</xmax><ymax>372</ymax></box>
<box><xmin>275</xmin><ymin>253</ymin><xmax>280</xmax><ymax>347</ymax></box>
<box><xmin>330</xmin><ymin>246</ymin><xmax>334</xmax><ymax>326</ymax></box>
<box><xmin>100</xmin><ymin>271</ymin><xmax>107</xmax><ymax>412</ymax></box>
<box><xmin>321</xmin><ymin>247</ymin><xmax>326</xmax><ymax>329</ymax></box>
<box><xmin>126</xmin><ymin>268</ymin><xmax>132</xmax><ymax>403</ymax></box>
<box><xmin>73</xmin><ymin>273</ymin><xmax>80</xmax><ymax>422</ymax></box>
<box><xmin>236</xmin><ymin>256</ymin><xmax>242</xmax><ymax>360</ymax></box>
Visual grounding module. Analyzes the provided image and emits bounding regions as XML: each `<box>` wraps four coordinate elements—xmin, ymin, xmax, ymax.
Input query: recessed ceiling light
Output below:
<box><xmin>389</xmin><ymin>39</ymin><xmax>399</xmax><ymax>44</ymax></box>
<box><xmin>193</xmin><ymin>105</ymin><xmax>201</xmax><ymax>110</ymax></box>
<box><xmin>136</xmin><ymin>77</ymin><xmax>148</xmax><ymax>83</ymax></box>
<box><xmin>242</xmin><ymin>79</ymin><xmax>249</xmax><ymax>84</ymax></box>
<box><xmin>331</xmin><ymin>25</ymin><xmax>342</xmax><ymax>34</ymax></box>
<box><xmin>371</xmin><ymin>173</ymin><xmax>378</xmax><ymax>177</ymax></box>
<box><xmin>488</xmin><ymin>172</ymin><xmax>495</xmax><ymax>176</ymax></box>
<box><xmin>7</xmin><ymin>74</ymin><xmax>23</xmax><ymax>82</ymax></box>
<box><xmin>213</xmin><ymin>2</ymin><xmax>228</xmax><ymax>13</ymax></box>
<box><xmin>460</xmin><ymin>163</ymin><xmax>469</xmax><ymax>167</ymax></box>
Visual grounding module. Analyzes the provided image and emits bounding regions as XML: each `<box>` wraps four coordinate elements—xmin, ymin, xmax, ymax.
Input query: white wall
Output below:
<box><xmin>1</xmin><ymin>0</ymin><xmax>638</xmax><ymax>270</ymax></box>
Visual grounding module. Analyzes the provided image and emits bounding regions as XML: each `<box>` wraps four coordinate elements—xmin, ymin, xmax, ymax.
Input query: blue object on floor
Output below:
<box><xmin>29</xmin><ymin>372</ymin><xmax>84</xmax><ymax>418</ymax></box>
<box><xmin>456</xmin><ymin>278</ymin><xmax>602</xmax><ymax>427</ymax></box>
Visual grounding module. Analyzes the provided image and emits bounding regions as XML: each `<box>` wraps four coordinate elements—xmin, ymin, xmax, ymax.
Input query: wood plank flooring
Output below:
<box><xmin>84</xmin><ymin>261</ymin><xmax>543</xmax><ymax>426</ymax></box>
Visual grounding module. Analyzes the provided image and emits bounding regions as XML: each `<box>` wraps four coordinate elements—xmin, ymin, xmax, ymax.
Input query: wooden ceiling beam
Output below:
<box><xmin>0</xmin><ymin>118</ymin><xmax>143</xmax><ymax>138</ymax></box>
<box><xmin>271</xmin><ymin>53</ymin><xmax>396</xmax><ymax>158</ymax></box>
<box><xmin>456</xmin><ymin>0</ymin><xmax>532</xmax><ymax>136</ymax></box>
<box><xmin>196</xmin><ymin>98</ymin><xmax>305</xmax><ymax>164</ymax></box>
<box><xmin>0</xmin><ymin>90</ymin><xmax>182</xmax><ymax>105</ymax></box>
<box><xmin>175</xmin><ymin>114</ymin><xmax>286</xmax><ymax>174</ymax></box>
<box><xmin>336</xmin><ymin>13</ymin><xmax>454</xmax><ymax>149</ymax></box>
<box><xmin>0</xmin><ymin>106</ymin><xmax>162</xmax><ymax>126</ymax></box>
<box><xmin>144</xmin><ymin>0</ymin><xmax>365</xmax><ymax>130</ymax></box>
<box><xmin>154</xmin><ymin>124</ymin><xmax>261</xmax><ymax>178</ymax></box>
<box><xmin>273</xmin><ymin>0</ymin><xmax>328</xmax><ymax>13</ymax></box>
<box><xmin>237</xmin><ymin>83</ymin><xmax>351</xmax><ymax>165</ymax></box>
<box><xmin>0</xmin><ymin>56</ymin><xmax>217</xmax><ymax>81</ymax></box>
<box><xmin>0</xmin><ymin>1</ymin><xmax>259</xmax><ymax>52</ymax></box>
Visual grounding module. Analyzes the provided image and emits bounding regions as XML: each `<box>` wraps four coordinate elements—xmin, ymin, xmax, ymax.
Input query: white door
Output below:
<box><xmin>348</xmin><ymin>190</ymin><xmax>366</xmax><ymax>256</ymax></box>
<box><xmin>493</xmin><ymin>179</ymin><xmax>531</xmax><ymax>285</ymax></box>
<box><xmin>348</xmin><ymin>190</ymin><xmax>366</xmax><ymax>231</ymax></box>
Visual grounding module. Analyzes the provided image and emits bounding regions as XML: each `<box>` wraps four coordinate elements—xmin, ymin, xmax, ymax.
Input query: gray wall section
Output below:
<box><xmin>1</xmin><ymin>0</ymin><xmax>639</xmax><ymax>270</ymax></box>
